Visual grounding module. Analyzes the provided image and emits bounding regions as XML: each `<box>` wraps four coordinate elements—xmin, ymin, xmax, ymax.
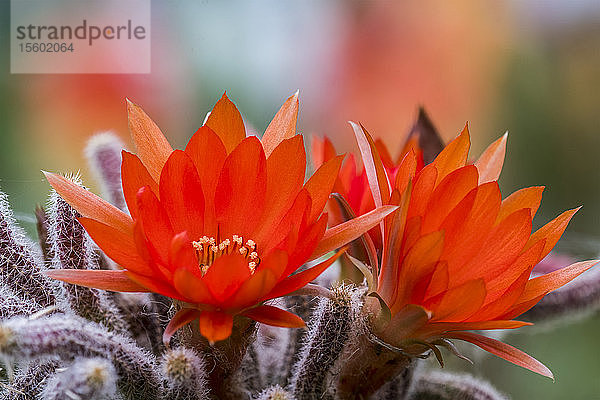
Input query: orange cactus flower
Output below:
<box><xmin>43</xmin><ymin>93</ymin><xmax>396</xmax><ymax>344</ymax></box>
<box><xmin>334</xmin><ymin>122</ymin><xmax>598</xmax><ymax>378</ymax></box>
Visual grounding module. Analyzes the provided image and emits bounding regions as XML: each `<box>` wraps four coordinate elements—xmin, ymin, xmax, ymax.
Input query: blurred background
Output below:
<box><xmin>0</xmin><ymin>1</ymin><xmax>598</xmax><ymax>398</ymax></box>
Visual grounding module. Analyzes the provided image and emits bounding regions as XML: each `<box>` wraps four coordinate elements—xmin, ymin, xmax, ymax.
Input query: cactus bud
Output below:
<box><xmin>41</xmin><ymin>357</ymin><xmax>118</xmax><ymax>400</ymax></box>
<box><xmin>84</xmin><ymin>132</ymin><xmax>127</xmax><ymax>211</ymax></box>
<box><xmin>161</xmin><ymin>347</ymin><xmax>209</xmax><ymax>400</ymax></box>
<box><xmin>256</xmin><ymin>385</ymin><xmax>296</xmax><ymax>400</ymax></box>
<box><xmin>0</xmin><ymin>315</ymin><xmax>161</xmax><ymax>400</ymax></box>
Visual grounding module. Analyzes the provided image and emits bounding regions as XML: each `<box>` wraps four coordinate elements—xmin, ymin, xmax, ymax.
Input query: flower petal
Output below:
<box><xmin>262</xmin><ymin>91</ymin><xmax>299</xmax><ymax>157</ymax></box>
<box><xmin>242</xmin><ymin>305</ymin><xmax>305</xmax><ymax>328</ymax></box>
<box><xmin>497</xmin><ymin>186</ymin><xmax>544</xmax><ymax>223</ymax></box>
<box><xmin>392</xmin><ymin>231</ymin><xmax>445</xmax><ymax>312</ymax></box>
<box><xmin>350</xmin><ymin>121</ymin><xmax>391</xmax><ymax>207</ymax></box>
<box><xmin>304</xmin><ymin>155</ymin><xmax>344</xmax><ymax>222</ymax></box>
<box><xmin>224</xmin><ymin>250</ymin><xmax>287</xmax><ymax>309</ymax></box>
<box><xmin>524</xmin><ymin>207</ymin><xmax>580</xmax><ymax>262</ymax></box>
<box><xmin>136</xmin><ymin>187</ymin><xmax>174</xmax><ymax>265</ymax></box>
<box><xmin>267</xmin><ymin>249</ymin><xmax>344</xmax><ymax>299</ymax></box>
<box><xmin>421</xmin><ymin>165</ymin><xmax>479</xmax><ymax>234</ymax></box>
<box><xmin>163</xmin><ymin>308</ymin><xmax>201</xmax><ymax>347</ymax></box>
<box><xmin>185</xmin><ymin>126</ymin><xmax>227</xmax><ymax>236</ymax></box>
<box><xmin>431</xmin><ymin>124</ymin><xmax>470</xmax><ymax>187</ymax></box>
<box><xmin>121</xmin><ymin>151</ymin><xmax>158</xmax><ymax>219</ymax></box>
<box><xmin>126</xmin><ymin>99</ymin><xmax>173</xmax><ymax>182</ymax></box>
<box><xmin>202</xmin><ymin>254</ymin><xmax>253</xmax><ymax>302</ymax></box>
<box><xmin>215</xmin><ymin>136</ymin><xmax>267</xmax><ymax>239</ymax></box>
<box><xmin>446</xmin><ymin>332</ymin><xmax>553</xmax><ymax>379</ymax></box>
<box><xmin>44</xmin><ymin>172</ymin><xmax>132</xmax><ymax>235</ymax></box>
<box><xmin>311</xmin><ymin>205</ymin><xmax>398</xmax><ymax>260</ymax></box>
<box><xmin>78</xmin><ymin>217</ymin><xmax>149</xmax><ymax>275</ymax></box>
<box><xmin>45</xmin><ymin>269</ymin><xmax>149</xmax><ymax>292</ymax></box>
<box><xmin>452</xmin><ymin>209</ymin><xmax>531</xmax><ymax>286</ymax></box>
<box><xmin>205</xmin><ymin>93</ymin><xmax>246</xmax><ymax>154</ymax></box>
<box><xmin>474</xmin><ymin>132</ymin><xmax>508</xmax><ymax>184</ymax></box>
<box><xmin>515</xmin><ymin>260</ymin><xmax>599</xmax><ymax>309</ymax></box>
<box><xmin>199</xmin><ymin>311</ymin><xmax>234</xmax><ymax>343</ymax></box>
<box><xmin>173</xmin><ymin>268</ymin><xmax>214</xmax><ymax>304</ymax></box>
<box><xmin>159</xmin><ymin>150</ymin><xmax>205</xmax><ymax>239</ymax></box>
<box><xmin>254</xmin><ymin>135</ymin><xmax>306</xmax><ymax>244</ymax></box>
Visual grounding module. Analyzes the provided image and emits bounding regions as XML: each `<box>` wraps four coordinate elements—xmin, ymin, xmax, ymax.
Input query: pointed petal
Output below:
<box><xmin>393</xmin><ymin>150</ymin><xmax>418</xmax><ymax>193</ymax></box>
<box><xmin>431</xmin><ymin>124</ymin><xmax>470</xmax><ymax>187</ymax></box>
<box><xmin>497</xmin><ymin>186</ymin><xmax>545</xmax><ymax>223</ymax></box>
<box><xmin>427</xmin><ymin>279</ymin><xmax>487</xmax><ymax>322</ymax></box>
<box><xmin>267</xmin><ymin>249</ymin><xmax>344</xmax><ymax>299</ymax></box>
<box><xmin>126</xmin><ymin>99</ymin><xmax>172</xmax><ymax>182</ymax></box>
<box><xmin>185</xmin><ymin>126</ymin><xmax>227</xmax><ymax>236</ymax></box>
<box><xmin>304</xmin><ymin>155</ymin><xmax>344</xmax><ymax>222</ymax></box>
<box><xmin>224</xmin><ymin>250</ymin><xmax>287</xmax><ymax>309</ymax></box>
<box><xmin>419</xmin><ymin>320</ymin><xmax>531</xmax><ymax>337</ymax></box>
<box><xmin>44</xmin><ymin>172</ymin><xmax>132</xmax><ymax>234</ymax></box>
<box><xmin>474</xmin><ymin>267</ymin><xmax>531</xmax><ymax>320</ymax></box>
<box><xmin>202</xmin><ymin>254</ymin><xmax>252</xmax><ymax>302</ymax></box>
<box><xmin>199</xmin><ymin>311</ymin><xmax>234</xmax><ymax>343</ymax></box>
<box><xmin>475</xmin><ymin>132</ymin><xmax>508</xmax><ymax>184</ymax></box>
<box><xmin>350</xmin><ymin>121</ymin><xmax>391</xmax><ymax>207</ymax></box>
<box><xmin>255</xmin><ymin>135</ymin><xmax>306</xmax><ymax>244</ymax></box>
<box><xmin>516</xmin><ymin>260</ymin><xmax>599</xmax><ymax>307</ymax></box>
<box><xmin>454</xmin><ymin>209</ymin><xmax>531</xmax><ymax>286</ymax></box>
<box><xmin>215</xmin><ymin>136</ymin><xmax>267</xmax><ymax>239</ymax></box>
<box><xmin>242</xmin><ymin>305</ymin><xmax>305</xmax><ymax>328</ymax></box>
<box><xmin>136</xmin><ymin>187</ymin><xmax>174</xmax><ymax>265</ymax></box>
<box><xmin>262</xmin><ymin>91</ymin><xmax>299</xmax><ymax>157</ymax></box>
<box><xmin>163</xmin><ymin>308</ymin><xmax>201</xmax><ymax>346</ymax></box>
<box><xmin>124</xmin><ymin>270</ymin><xmax>183</xmax><ymax>299</ymax></box>
<box><xmin>121</xmin><ymin>151</ymin><xmax>158</xmax><ymax>219</ymax></box>
<box><xmin>484</xmin><ymin>240</ymin><xmax>545</xmax><ymax>305</ymax></box>
<box><xmin>173</xmin><ymin>268</ymin><xmax>214</xmax><ymax>304</ymax></box>
<box><xmin>226</xmin><ymin>269</ymin><xmax>278</xmax><ymax>310</ymax></box>
<box><xmin>524</xmin><ymin>207</ymin><xmax>580</xmax><ymax>262</ymax></box>
<box><xmin>311</xmin><ymin>205</ymin><xmax>398</xmax><ymax>260</ymax></box>
<box><xmin>407</xmin><ymin>164</ymin><xmax>438</xmax><ymax>220</ymax></box>
<box><xmin>159</xmin><ymin>150</ymin><xmax>205</xmax><ymax>239</ymax></box>
<box><xmin>421</xmin><ymin>165</ymin><xmax>479</xmax><ymax>234</ymax></box>
<box><xmin>205</xmin><ymin>93</ymin><xmax>246</xmax><ymax>154</ymax></box>
<box><xmin>392</xmin><ymin>231</ymin><xmax>445</xmax><ymax>313</ymax></box>
<box><xmin>446</xmin><ymin>332</ymin><xmax>553</xmax><ymax>379</ymax></box>
<box><xmin>310</xmin><ymin>135</ymin><xmax>337</xmax><ymax>168</ymax></box>
<box><xmin>78</xmin><ymin>217</ymin><xmax>149</xmax><ymax>275</ymax></box>
<box><xmin>45</xmin><ymin>269</ymin><xmax>149</xmax><ymax>292</ymax></box>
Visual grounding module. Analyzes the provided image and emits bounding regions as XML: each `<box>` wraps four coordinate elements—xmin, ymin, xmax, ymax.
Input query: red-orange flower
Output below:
<box><xmin>44</xmin><ymin>93</ymin><xmax>396</xmax><ymax>343</ymax></box>
<box><xmin>328</xmin><ymin>122</ymin><xmax>598</xmax><ymax>378</ymax></box>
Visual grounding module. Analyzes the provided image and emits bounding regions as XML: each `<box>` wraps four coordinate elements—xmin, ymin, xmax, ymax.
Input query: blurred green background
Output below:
<box><xmin>0</xmin><ymin>1</ymin><xmax>598</xmax><ymax>398</ymax></box>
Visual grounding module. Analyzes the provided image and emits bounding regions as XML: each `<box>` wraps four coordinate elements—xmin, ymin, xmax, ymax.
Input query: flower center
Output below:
<box><xmin>192</xmin><ymin>235</ymin><xmax>260</xmax><ymax>276</ymax></box>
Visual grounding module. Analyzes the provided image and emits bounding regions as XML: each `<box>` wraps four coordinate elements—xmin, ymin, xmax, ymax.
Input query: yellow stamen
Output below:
<box><xmin>192</xmin><ymin>235</ymin><xmax>260</xmax><ymax>276</ymax></box>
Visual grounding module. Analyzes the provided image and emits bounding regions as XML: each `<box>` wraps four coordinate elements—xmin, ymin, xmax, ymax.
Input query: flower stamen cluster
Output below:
<box><xmin>192</xmin><ymin>235</ymin><xmax>260</xmax><ymax>275</ymax></box>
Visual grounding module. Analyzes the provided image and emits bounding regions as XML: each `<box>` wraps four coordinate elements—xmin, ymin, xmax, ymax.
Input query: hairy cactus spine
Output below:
<box><xmin>48</xmin><ymin>178</ymin><xmax>128</xmax><ymax>333</ymax></box>
<box><xmin>0</xmin><ymin>315</ymin><xmax>161</xmax><ymax>400</ymax></box>
<box><xmin>407</xmin><ymin>371</ymin><xmax>508</xmax><ymax>400</ymax></box>
<box><xmin>41</xmin><ymin>357</ymin><xmax>118</xmax><ymax>400</ymax></box>
<box><xmin>161</xmin><ymin>347</ymin><xmax>210</xmax><ymax>400</ymax></box>
<box><xmin>289</xmin><ymin>284</ymin><xmax>357</xmax><ymax>399</ymax></box>
<box><xmin>0</xmin><ymin>189</ymin><xmax>55</xmax><ymax>308</ymax></box>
